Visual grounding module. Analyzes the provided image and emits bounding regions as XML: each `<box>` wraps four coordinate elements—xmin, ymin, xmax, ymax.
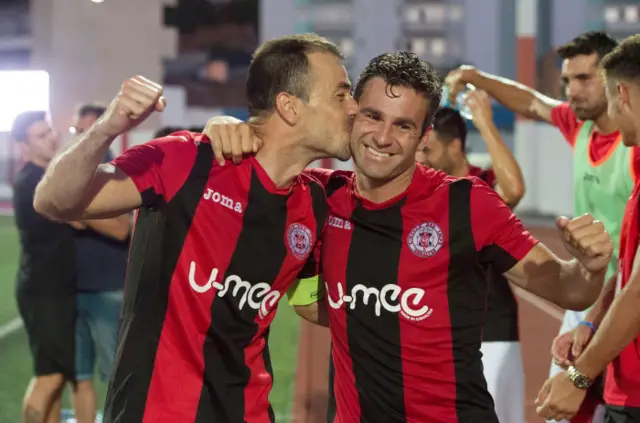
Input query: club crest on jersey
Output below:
<box><xmin>287</xmin><ymin>223</ymin><xmax>313</xmax><ymax>260</ymax></box>
<box><xmin>407</xmin><ymin>222</ymin><xmax>444</xmax><ymax>258</ymax></box>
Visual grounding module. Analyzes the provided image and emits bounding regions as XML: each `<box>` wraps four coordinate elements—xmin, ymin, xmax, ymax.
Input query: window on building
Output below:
<box><xmin>624</xmin><ymin>5</ymin><xmax>638</xmax><ymax>22</ymax></box>
<box><xmin>449</xmin><ymin>5</ymin><xmax>464</xmax><ymax>22</ymax></box>
<box><xmin>406</xmin><ymin>37</ymin><xmax>448</xmax><ymax>59</ymax></box>
<box><xmin>411</xmin><ymin>38</ymin><xmax>428</xmax><ymax>56</ymax></box>
<box><xmin>424</xmin><ymin>4</ymin><xmax>446</xmax><ymax>23</ymax></box>
<box><xmin>431</xmin><ymin>38</ymin><xmax>446</xmax><ymax>57</ymax></box>
<box><xmin>604</xmin><ymin>6</ymin><xmax>620</xmax><ymax>23</ymax></box>
<box><xmin>340</xmin><ymin>38</ymin><xmax>355</xmax><ymax>58</ymax></box>
<box><xmin>312</xmin><ymin>5</ymin><xmax>353</xmax><ymax>26</ymax></box>
<box><xmin>404</xmin><ymin>5</ymin><xmax>421</xmax><ymax>23</ymax></box>
<box><xmin>403</xmin><ymin>3</ymin><xmax>456</xmax><ymax>24</ymax></box>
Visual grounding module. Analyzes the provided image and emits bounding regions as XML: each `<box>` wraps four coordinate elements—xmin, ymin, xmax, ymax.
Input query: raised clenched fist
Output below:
<box><xmin>557</xmin><ymin>214</ymin><xmax>613</xmax><ymax>273</ymax></box>
<box><xmin>96</xmin><ymin>76</ymin><xmax>166</xmax><ymax>138</ymax></box>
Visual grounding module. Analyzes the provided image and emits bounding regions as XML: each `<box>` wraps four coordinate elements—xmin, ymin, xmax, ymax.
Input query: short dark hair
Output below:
<box><xmin>153</xmin><ymin>126</ymin><xmax>183</xmax><ymax>139</ymax></box>
<box><xmin>189</xmin><ymin>125</ymin><xmax>204</xmax><ymax>133</ymax></box>
<box><xmin>432</xmin><ymin>107</ymin><xmax>467</xmax><ymax>151</ymax></box>
<box><xmin>77</xmin><ymin>103</ymin><xmax>106</xmax><ymax>119</ymax></box>
<box><xmin>11</xmin><ymin>111</ymin><xmax>46</xmax><ymax>143</ymax></box>
<box><xmin>600</xmin><ymin>34</ymin><xmax>640</xmax><ymax>83</ymax></box>
<box><xmin>354</xmin><ymin>51</ymin><xmax>442</xmax><ymax>134</ymax></box>
<box><xmin>556</xmin><ymin>31</ymin><xmax>618</xmax><ymax>61</ymax></box>
<box><xmin>246</xmin><ymin>33</ymin><xmax>343</xmax><ymax>117</ymax></box>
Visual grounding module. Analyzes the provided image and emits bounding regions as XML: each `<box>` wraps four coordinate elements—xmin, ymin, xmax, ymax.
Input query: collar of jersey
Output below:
<box><xmin>250</xmin><ymin>156</ymin><xmax>297</xmax><ymax>195</ymax></box>
<box><xmin>350</xmin><ymin>172</ymin><xmax>412</xmax><ymax>210</ymax></box>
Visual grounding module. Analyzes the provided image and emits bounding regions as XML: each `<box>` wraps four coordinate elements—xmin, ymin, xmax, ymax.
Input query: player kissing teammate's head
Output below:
<box><xmin>246</xmin><ymin>33</ymin><xmax>357</xmax><ymax>162</ymax></box>
<box><xmin>350</xmin><ymin>51</ymin><xmax>441</xmax><ymax>184</ymax></box>
<box><xmin>600</xmin><ymin>34</ymin><xmax>640</xmax><ymax>147</ymax></box>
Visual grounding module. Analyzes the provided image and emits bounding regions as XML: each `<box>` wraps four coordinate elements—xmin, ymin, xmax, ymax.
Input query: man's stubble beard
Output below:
<box><xmin>572</xmin><ymin>101</ymin><xmax>608</xmax><ymax>122</ymax></box>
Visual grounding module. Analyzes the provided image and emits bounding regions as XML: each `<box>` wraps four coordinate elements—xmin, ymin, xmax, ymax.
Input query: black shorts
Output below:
<box><xmin>605</xmin><ymin>405</ymin><xmax>640</xmax><ymax>423</ymax></box>
<box><xmin>16</xmin><ymin>293</ymin><xmax>76</xmax><ymax>380</ymax></box>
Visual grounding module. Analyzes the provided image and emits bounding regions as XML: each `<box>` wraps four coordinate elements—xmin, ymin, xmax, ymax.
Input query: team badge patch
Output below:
<box><xmin>287</xmin><ymin>223</ymin><xmax>313</xmax><ymax>260</ymax></box>
<box><xmin>407</xmin><ymin>222</ymin><xmax>444</xmax><ymax>258</ymax></box>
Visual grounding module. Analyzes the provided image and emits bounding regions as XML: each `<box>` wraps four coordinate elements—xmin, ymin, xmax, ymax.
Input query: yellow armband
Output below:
<box><xmin>286</xmin><ymin>275</ymin><xmax>325</xmax><ymax>306</ymax></box>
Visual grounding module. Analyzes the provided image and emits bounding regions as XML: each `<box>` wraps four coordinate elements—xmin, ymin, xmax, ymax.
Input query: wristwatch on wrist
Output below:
<box><xmin>567</xmin><ymin>365</ymin><xmax>593</xmax><ymax>389</ymax></box>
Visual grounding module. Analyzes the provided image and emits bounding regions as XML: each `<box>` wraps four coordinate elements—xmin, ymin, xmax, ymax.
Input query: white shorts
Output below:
<box><xmin>547</xmin><ymin>310</ymin><xmax>605</xmax><ymax>423</ymax></box>
<box><xmin>481</xmin><ymin>341</ymin><xmax>524</xmax><ymax>423</ymax></box>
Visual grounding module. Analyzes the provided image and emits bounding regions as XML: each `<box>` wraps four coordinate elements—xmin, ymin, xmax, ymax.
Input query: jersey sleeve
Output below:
<box><xmin>286</xmin><ymin>275</ymin><xmax>325</xmax><ymax>306</ymax></box>
<box><xmin>550</xmin><ymin>102</ymin><xmax>580</xmax><ymax>147</ymax></box>
<box><xmin>469</xmin><ymin>179</ymin><xmax>539</xmax><ymax>274</ymax></box>
<box><xmin>111</xmin><ymin>131</ymin><xmax>198</xmax><ymax>208</ymax></box>
<box><xmin>296</xmin><ymin>235</ymin><xmax>322</xmax><ymax>279</ymax></box>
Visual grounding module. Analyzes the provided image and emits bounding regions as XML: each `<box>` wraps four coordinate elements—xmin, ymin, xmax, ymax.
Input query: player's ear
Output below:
<box><xmin>17</xmin><ymin>142</ymin><xmax>28</xmax><ymax>158</ymax></box>
<box><xmin>619</xmin><ymin>82</ymin><xmax>631</xmax><ymax>111</ymax></box>
<box><xmin>448</xmin><ymin>138</ymin><xmax>463</xmax><ymax>155</ymax></box>
<box><xmin>422</xmin><ymin>124</ymin><xmax>433</xmax><ymax>142</ymax></box>
<box><xmin>418</xmin><ymin>127</ymin><xmax>431</xmax><ymax>150</ymax></box>
<box><xmin>275</xmin><ymin>92</ymin><xmax>302</xmax><ymax>126</ymax></box>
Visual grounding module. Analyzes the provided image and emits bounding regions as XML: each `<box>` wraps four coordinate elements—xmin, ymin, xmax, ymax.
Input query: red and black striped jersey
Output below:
<box><xmin>309</xmin><ymin>164</ymin><xmax>537</xmax><ymax>423</ymax></box>
<box><xmin>104</xmin><ymin>132</ymin><xmax>326</xmax><ymax>423</ymax></box>
<box><xmin>467</xmin><ymin>165</ymin><xmax>519</xmax><ymax>342</ymax></box>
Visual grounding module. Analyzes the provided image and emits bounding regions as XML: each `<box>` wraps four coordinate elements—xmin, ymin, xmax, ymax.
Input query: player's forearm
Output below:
<box><xmin>466</xmin><ymin>70</ymin><xmax>547</xmax><ymax>121</ymax></box>
<box><xmin>476</xmin><ymin>123</ymin><xmax>525</xmax><ymax>207</ymax></box>
<box><xmin>585</xmin><ymin>273</ymin><xmax>617</xmax><ymax>327</ymax></box>
<box><xmin>556</xmin><ymin>260</ymin><xmax>606</xmax><ymax>311</ymax></box>
<box><xmin>574</xmin><ymin>280</ymin><xmax>640</xmax><ymax>380</ymax></box>
<box><xmin>85</xmin><ymin>214</ymin><xmax>131</xmax><ymax>241</ymax></box>
<box><xmin>34</xmin><ymin>124</ymin><xmax>115</xmax><ymax>220</ymax></box>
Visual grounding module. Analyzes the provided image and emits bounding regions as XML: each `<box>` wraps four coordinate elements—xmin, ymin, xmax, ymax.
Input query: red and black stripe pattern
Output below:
<box><xmin>310</xmin><ymin>165</ymin><xmax>537</xmax><ymax>423</ymax></box>
<box><xmin>467</xmin><ymin>165</ymin><xmax>519</xmax><ymax>342</ymax></box>
<box><xmin>104</xmin><ymin>132</ymin><xmax>326</xmax><ymax>423</ymax></box>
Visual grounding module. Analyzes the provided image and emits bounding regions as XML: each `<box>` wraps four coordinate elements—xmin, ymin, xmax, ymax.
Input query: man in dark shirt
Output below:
<box><xmin>11</xmin><ymin>111</ymin><xmax>77</xmax><ymax>423</ymax></box>
<box><xmin>68</xmin><ymin>104</ymin><xmax>131</xmax><ymax>423</ymax></box>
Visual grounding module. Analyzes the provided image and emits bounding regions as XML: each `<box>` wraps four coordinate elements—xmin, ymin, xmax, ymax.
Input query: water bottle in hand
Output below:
<box><xmin>440</xmin><ymin>83</ymin><xmax>475</xmax><ymax>120</ymax></box>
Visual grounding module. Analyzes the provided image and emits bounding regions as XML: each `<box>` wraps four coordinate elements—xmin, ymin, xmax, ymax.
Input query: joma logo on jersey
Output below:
<box><xmin>188</xmin><ymin>261</ymin><xmax>280</xmax><ymax>319</ymax></box>
<box><xmin>203</xmin><ymin>188</ymin><xmax>243</xmax><ymax>214</ymax></box>
<box><xmin>326</xmin><ymin>282</ymin><xmax>433</xmax><ymax>321</ymax></box>
<box><xmin>328</xmin><ymin>215</ymin><xmax>351</xmax><ymax>230</ymax></box>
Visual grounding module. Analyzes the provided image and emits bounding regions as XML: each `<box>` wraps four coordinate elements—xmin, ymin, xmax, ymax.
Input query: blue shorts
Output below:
<box><xmin>75</xmin><ymin>290</ymin><xmax>122</xmax><ymax>382</ymax></box>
